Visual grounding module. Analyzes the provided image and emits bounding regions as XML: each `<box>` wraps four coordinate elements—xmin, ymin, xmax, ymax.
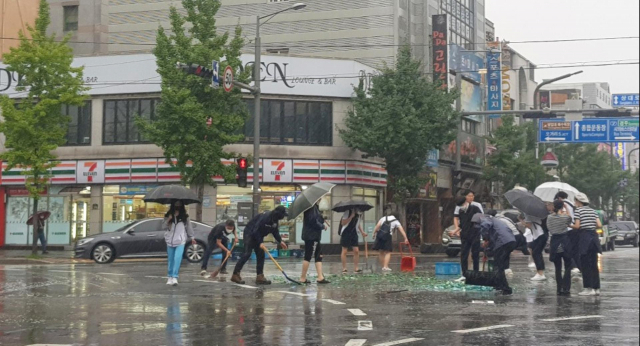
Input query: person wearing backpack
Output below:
<box><xmin>372</xmin><ymin>213</ymin><xmax>409</xmax><ymax>272</ymax></box>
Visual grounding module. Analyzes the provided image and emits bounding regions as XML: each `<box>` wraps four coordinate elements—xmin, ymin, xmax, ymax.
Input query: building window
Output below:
<box><xmin>64</xmin><ymin>103</ymin><xmax>91</xmax><ymax>146</ymax></box>
<box><xmin>244</xmin><ymin>99</ymin><xmax>332</xmax><ymax>146</ymax></box>
<box><xmin>103</xmin><ymin>99</ymin><xmax>158</xmax><ymax>144</ymax></box>
<box><xmin>63</xmin><ymin>6</ymin><xmax>79</xmax><ymax>32</ymax></box>
<box><xmin>462</xmin><ymin>119</ymin><xmax>478</xmax><ymax>135</ymax></box>
<box><xmin>441</xmin><ymin>0</ymin><xmax>475</xmax><ymax>47</ymax></box>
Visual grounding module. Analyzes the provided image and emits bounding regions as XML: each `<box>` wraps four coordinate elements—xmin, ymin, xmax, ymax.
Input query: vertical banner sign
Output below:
<box><xmin>432</xmin><ymin>15</ymin><xmax>448</xmax><ymax>89</ymax></box>
<box><xmin>487</xmin><ymin>42</ymin><xmax>502</xmax><ymax>119</ymax></box>
<box><xmin>501</xmin><ymin>45</ymin><xmax>512</xmax><ymax>111</ymax></box>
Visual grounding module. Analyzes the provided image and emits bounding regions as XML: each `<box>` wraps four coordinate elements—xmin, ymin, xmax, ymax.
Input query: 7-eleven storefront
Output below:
<box><xmin>0</xmin><ymin>159</ymin><xmax>386</xmax><ymax>247</ymax></box>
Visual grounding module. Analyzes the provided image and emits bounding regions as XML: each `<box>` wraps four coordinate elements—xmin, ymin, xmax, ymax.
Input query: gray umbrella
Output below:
<box><xmin>504</xmin><ymin>189</ymin><xmax>549</xmax><ymax>220</ymax></box>
<box><xmin>288</xmin><ymin>183</ymin><xmax>336</xmax><ymax>220</ymax></box>
<box><xmin>332</xmin><ymin>200</ymin><xmax>374</xmax><ymax>213</ymax></box>
<box><xmin>143</xmin><ymin>185</ymin><xmax>201</xmax><ymax>205</ymax></box>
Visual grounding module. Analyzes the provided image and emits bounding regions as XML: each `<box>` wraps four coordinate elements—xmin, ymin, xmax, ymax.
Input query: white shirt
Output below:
<box><xmin>377</xmin><ymin>216</ymin><xmax>402</xmax><ymax>234</ymax></box>
<box><xmin>454</xmin><ymin>201</ymin><xmax>485</xmax><ymax>216</ymax></box>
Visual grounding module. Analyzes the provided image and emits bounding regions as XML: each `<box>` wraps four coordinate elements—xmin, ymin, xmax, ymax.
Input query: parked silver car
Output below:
<box><xmin>442</xmin><ymin>225</ymin><xmax>462</xmax><ymax>257</ymax></box>
<box><xmin>74</xmin><ymin>218</ymin><xmax>212</xmax><ymax>264</ymax></box>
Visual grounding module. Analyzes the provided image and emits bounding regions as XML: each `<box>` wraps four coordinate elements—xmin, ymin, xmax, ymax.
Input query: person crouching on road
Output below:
<box><xmin>231</xmin><ymin>206</ymin><xmax>289</xmax><ymax>285</ymax></box>
<box><xmin>572</xmin><ymin>193</ymin><xmax>603</xmax><ymax>297</ymax></box>
<box><xmin>547</xmin><ymin>200</ymin><xmax>574</xmax><ymax>296</ymax></box>
<box><xmin>163</xmin><ymin>201</ymin><xmax>196</xmax><ymax>286</ymax></box>
<box><xmin>299</xmin><ymin>203</ymin><xmax>330</xmax><ymax>284</ymax></box>
<box><xmin>201</xmin><ymin>220</ymin><xmax>238</xmax><ymax>276</ymax></box>
<box><xmin>340</xmin><ymin>209</ymin><xmax>367</xmax><ymax>273</ymax></box>
<box><xmin>477</xmin><ymin>214</ymin><xmax>517</xmax><ymax>295</ymax></box>
<box><xmin>372</xmin><ymin>213</ymin><xmax>409</xmax><ymax>272</ymax></box>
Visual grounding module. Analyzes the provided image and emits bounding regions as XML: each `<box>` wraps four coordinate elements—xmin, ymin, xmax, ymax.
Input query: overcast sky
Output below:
<box><xmin>486</xmin><ymin>0</ymin><xmax>639</xmax><ymax>94</ymax></box>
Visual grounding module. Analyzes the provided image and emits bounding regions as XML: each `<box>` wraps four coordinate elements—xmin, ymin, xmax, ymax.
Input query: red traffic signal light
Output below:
<box><xmin>238</xmin><ymin>158</ymin><xmax>248</xmax><ymax>170</ymax></box>
<box><xmin>236</xmin><ymin>158</ymin><xmax>248</xmax><ymax>188</ymax></box>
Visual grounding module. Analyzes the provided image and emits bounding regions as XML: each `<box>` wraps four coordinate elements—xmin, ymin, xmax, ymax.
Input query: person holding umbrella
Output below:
<box><xmin>163</xmin><ymin>201</ymin><xmax>196</xmax><ymax>286</ymax></box>
<box><xmin>231</xmin><ymin>206</ymin><xmax>289</xmax><ymax>285</ymax></box>
<box><xmin>547</xmin><ymin>200</ymin><xmax>574</xmax><ymax>296</ymax></box>
<box><xmin>339</xmin><ymin>209</ymin><xmax>367</xmax><ymax>273</ymax></box>
<box><xmin>299</xmin><ymin>202</ymin><xmax>330</xmax><ymax>284</ymax></box>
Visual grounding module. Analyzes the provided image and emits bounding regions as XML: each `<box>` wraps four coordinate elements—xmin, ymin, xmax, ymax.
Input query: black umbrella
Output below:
<box><xmin>332</xmin><ymin>200</ymin><xmax>374</xmax><ymax>213</ymax></box>
<box><xmin>143</xmin><ymin>185</ymin><xmax>201</xmax><ymax>205</ymax></box>
<box><xmin>504</xmin><ymin>189</ymin><xmax>549</xmax><ymax>220</ymax></box>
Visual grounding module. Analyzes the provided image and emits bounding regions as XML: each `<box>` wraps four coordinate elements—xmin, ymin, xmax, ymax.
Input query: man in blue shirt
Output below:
<box><xmin>231</xmin><ymin>206</ymin><xmax>289</xmax><ymax>285</ymax></box>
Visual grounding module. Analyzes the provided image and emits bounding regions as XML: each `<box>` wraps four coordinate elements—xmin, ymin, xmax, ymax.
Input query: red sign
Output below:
<box><xmin>432</xmin><ymin>14</ymin><xmax>448</xmax><ymax>89</ymax></box>
<box><xmin>223</xmin><ymin>66</ymin><xmax>234</xmax><ymax>92</ymax></box>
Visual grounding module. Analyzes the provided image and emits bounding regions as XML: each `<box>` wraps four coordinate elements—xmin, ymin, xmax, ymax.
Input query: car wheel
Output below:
<box><xmin>186</xmin><ymin>242</ymin><xmax>205</xmax><ymax>263</ymax></box>
<box><xmin>92</xmin><ymin>243</ymin><xmax>115</xmax><ymax>264</ymax></box>
<box><xmin>445</xmin><ymin>249</ymin><xmax>460</xmax><ymax>258</ymax></box>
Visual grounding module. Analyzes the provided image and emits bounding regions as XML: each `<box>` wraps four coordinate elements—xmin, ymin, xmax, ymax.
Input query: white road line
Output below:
<box><xmin>96</xmin><ymin>273</ymin><xmax>126</xmax><ymax>276</ymax></box>
<box><xmin>276</xmin><ymin>291</ymin><xmax>314</xmax><ymax>297</ymax></box>
<box><xmin>541</xmin><ymin>315</ymin><xmax>604</xmax><ymax>322</ymax></box>
<box><xmin>323</xmin><ymin>299</ymin><xmax>346</xmax><ymax>305</ymax></box>
<box><xmin>357</xmin><ymin>321</ymin><xmax>373</xmax><ymax>331</ymax></box>
<box><xmin>145</xmin><ymin>276</ymin><xmax>169</xmax><ymax>279</ymax></box>
<box><xmin>345</xmin><ymin>339</ymin><xmax>367</xmax><ymax>346</ymax></box>
<box><xmin>49</xmin><ymin>270</ymin><xmax>75</xmax><ymax>273</ymax></box>
<box><xmin>193</xmin><ymin>280</ymin><xmax>219</xmax><ymax>284</ymax></box>
<box><xmin>472</xmin><ymin>300</ymin><xmax>495</xmax><ymax>305</ymax></box>
<box><xmin>235</xmin><ymin>284</ymin><xmax>258</xmax><ymax>289</ymax></box>
<box><xmin>348</xmin><ymin>309</ymin><xmax>367</xmax><ymax>316</ymax></box>
<box><xmin>452</xmin><ymin>324</ymin><xmax>515</xmax><ymax>334</ymax></box>
<box><xmin>372</xmin><ymin>338</ymin><xmax>426</xmax><ymax>346</ymax></box>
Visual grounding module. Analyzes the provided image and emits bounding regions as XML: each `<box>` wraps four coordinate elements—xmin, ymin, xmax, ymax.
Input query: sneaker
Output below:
<box><xmin>595</xmin><ymin>289</ymin><xmax>601</xmax><ymax>296</ymax></box>
<box><xmin>200</xmin><ymin>270</ymin><xmax>208</xmax><ymax>276</ymax></box>
<box><xmin>382</xmin><ymin>267</ymin><xmax>393</xmax><ymax>272</ymax></box>
<box><xmin>172</xmin><ymin>278</ymin><xmax>179</xmax><ymax>286</ymax></box>
<box><xmin>579</xmin><ymin>289</ymin><xmax>596</xmax><ymax>296</ymax></box>
<box><xmin>501</xmin><ymin>288</ymin><xmax>513</xmax><ymax>296</ymax></box>
<box><xmin>166</xmin><ymin>278</ymin><xmax>173</xmax><ymax>285</ymax></box>
<box><xmin>531</xmin><ymin>274</ymin><xmax>547</xmax><ymax>281</ymax></box>
<box><xmin>571</xmin><ymin>268</ymin><xmax>581</xmax><ymax>276</ymax></box>
<box><xmin>505</xmin><ymin>269</ymin><xmax>514</xmax><ymax>277</ymax></box>
<box><xmin>454</xmin><ymin>276</ymin><xmax>466</xmax><ymax>283</ymax></box>
<box><xmin>220</xmin><ymin>269</ymin><xmax>228</xmax><ymax>275</ymax></box>
<box><xmin>528</xmin><ymin>262</ymin><xmax>536</xmax><ymax>269</ymax></box>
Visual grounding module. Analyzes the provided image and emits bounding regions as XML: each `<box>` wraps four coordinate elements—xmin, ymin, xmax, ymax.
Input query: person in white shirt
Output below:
<box><xmin>373</xmin><ymin>213</ymin><xmax>409</xmax><ymax>272</ymax></box>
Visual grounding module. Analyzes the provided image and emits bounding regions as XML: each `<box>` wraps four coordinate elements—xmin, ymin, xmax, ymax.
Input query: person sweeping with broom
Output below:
<box><xmin>201</xmin><ymin>220</ymin><xmax>238</xmax><ymax>276</ymax></box>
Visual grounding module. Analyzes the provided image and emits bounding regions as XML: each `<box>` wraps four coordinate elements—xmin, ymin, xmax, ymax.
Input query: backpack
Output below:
<box><xmin>378</xmin><ymin>217</ymin><xmax>393</xmax><ymax>241</ymax></box>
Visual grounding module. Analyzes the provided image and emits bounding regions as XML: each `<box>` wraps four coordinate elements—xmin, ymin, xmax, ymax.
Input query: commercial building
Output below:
<box><xmin>0</xmin><ymin>0</ymin><xmax>40</xmax><ymax>59</ymax></box>
<box><xmin>46</xmin><ymin>0</ymin><xmax>488</xmax><ymax>71</ymax></box>
<box><xmin>0</xmin><ymin>53</ymin><xmax>387</xmax><ymax>249</ymax></box>
<box><xmin>540</xmin><ymin>82</ymin><xmax>613</xmax><ymax>110</ymax></box>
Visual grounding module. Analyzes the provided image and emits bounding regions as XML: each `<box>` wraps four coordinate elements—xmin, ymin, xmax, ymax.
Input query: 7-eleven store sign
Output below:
<box><xmin>264</xmin><ymin>159</ymin><xmax>292</xmax><ymax>183</ymax></box>
<box><xmin>77</xmin><ymin>160</ymin><xmax>105</xmax><ymax>184</ymax></box>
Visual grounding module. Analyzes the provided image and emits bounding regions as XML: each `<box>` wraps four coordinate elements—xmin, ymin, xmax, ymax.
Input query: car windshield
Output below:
<box><xmin>609</xmin><ymin>222</ymin><xmax>637</xmax><ymax>232</ymax></box>
<box><xmin>113</xmin><ymin>220</ymin><xmax>142</xmax><ymax>233</ymax></box>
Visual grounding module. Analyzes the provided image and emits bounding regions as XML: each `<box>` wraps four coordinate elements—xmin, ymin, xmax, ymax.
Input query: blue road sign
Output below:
<box><xmin>212</xmin><ymin>60</ymin><xmax>220</xmax><ymax>88</ymax></box>
<box><xmin>612</xmin><ymin>94</ymin><xmax>640</xmax><ymax>107</ymax></box>
<box><xmin>539</xmin><ymin>118</ymin><xmax>639</xmax><ymax>143</ymax></box>
<box><xmin>608</xmin><ymin>118</ymin><xmax>639</xmax><ymax>142</ymax></box>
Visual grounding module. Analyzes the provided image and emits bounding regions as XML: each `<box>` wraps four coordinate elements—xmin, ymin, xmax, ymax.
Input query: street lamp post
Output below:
<box><xmin>252</xmin><ymin>3</ymin><xmax>306</xmax><ymax>217</ymax></box>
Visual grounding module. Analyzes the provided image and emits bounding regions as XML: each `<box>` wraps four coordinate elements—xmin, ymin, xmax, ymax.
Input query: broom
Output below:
<box><xmin>210</xmin><ymin>243</ymin><xmax>236</xmax><ymax>279</ymax></box>
<box><xmin>261</xmin><ymin>244</ymin><xmax>302</xmax><ymax>285</ymax></box>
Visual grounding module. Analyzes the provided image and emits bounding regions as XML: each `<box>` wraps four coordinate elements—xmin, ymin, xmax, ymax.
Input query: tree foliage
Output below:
<box><xmin>138</xmin><ymin>0</ymin><xmax>248</xmax><ymax>220</ymax></box>
<box><xmin>483</xmin><ymin>116</ymin><xmax>548</xmax><ymax>197</ymax></box>
<box><xmin>340</xmin><ymin>46</ymin><xmax>460</xmax><ymax>205</ymax></box>
<box><xmin>0</xmin><ymin>0</ymin><xmax>87</xmax><ymax>252</ymax></box>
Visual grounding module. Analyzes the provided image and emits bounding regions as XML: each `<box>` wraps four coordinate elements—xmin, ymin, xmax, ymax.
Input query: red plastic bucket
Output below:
<box><xmin>399</xmin><ymin>243</ymin><xmax>416</xmax><ymax>272</ymax></box>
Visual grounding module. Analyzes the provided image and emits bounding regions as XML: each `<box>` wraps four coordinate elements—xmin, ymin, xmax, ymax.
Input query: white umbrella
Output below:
<box><xmin>534</xmin><ymin>182</ymin><xmax>580</xmax><ymax>203</ymax></box>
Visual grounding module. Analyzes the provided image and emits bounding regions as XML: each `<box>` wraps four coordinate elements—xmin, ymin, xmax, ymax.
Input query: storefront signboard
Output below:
<box><xmin>77</xmin><ymin>160</ymin><xmax>106</xmax><ymax>184</ymax></box>
<box><xmin>263</xmin><ymin>159</ymin><xmax>293</xmax><ymax>183</ymax></box>
<box><xmin>119</xmin><ymin>185</ymin><xmax>157</xmax><ymax>196</ymax></box>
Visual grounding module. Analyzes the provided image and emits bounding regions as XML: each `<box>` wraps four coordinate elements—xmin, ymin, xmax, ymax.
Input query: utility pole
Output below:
<box><xmin>455</xmin><ymin>73</ymin><xmax>463</xmax><ymax>172</ymax></box>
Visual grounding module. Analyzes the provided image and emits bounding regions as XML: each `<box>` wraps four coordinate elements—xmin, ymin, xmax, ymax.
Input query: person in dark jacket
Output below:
<box><xmin>547</xmin><ymin>200</ymin><xmax>574</xmax><ymax>296</ymax></box>
<box><xmin>452</xmin><ymin>191</ymin><xmax>484</xmax><ymax>282</ymax></box>
<box><xmin>340</xmin><ymin>209</ymin><xmax>367</xmax><ymax>273</ymax></box>
<box><xmin>200</xmin><ymin>220</ymin><xmax>238</xmax><ymax>276</ymax></box>
<box><xmin>478</xmin><ymin>216</ymin><xmax>517</xmax><ymax>295</ymax></box>
<box><xmin>299</xmin><ymin>203</ymin><xmax>330</xmax><ymax>284</ymax></box>
<box><xmin>572</xmin><ymin>193</ymin><xmax>603</xmax><ymax>296</ymax></box>
<box><xmin>231</xmin><ymin>206</ymin><xmax>289</xmax><ymax>285</ymax></box>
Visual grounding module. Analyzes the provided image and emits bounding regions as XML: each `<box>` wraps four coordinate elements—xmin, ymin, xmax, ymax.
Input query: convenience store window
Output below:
<box><xmin>102</xmin><ymin>185</ymin><xmax>169</xmax><ymax>232</ymax></box>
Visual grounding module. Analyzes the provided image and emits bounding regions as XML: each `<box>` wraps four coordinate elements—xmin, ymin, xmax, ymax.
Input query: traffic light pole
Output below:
<box><xmin>455</xmin><ymin>73</ymin><xmax>463</xmax><ymax>172</ymax></box>
<box><xmin>253</xmin><ymin>16</ymin><xmax>262</xmax><ymax>218</ymax></box>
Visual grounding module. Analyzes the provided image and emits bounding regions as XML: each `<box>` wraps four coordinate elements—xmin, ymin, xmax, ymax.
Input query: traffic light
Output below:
<box><xmin>237</xmin><ymin>158</ymin><xmax>248</xmax><ymax>188</ymax></box>
<box><xmin>176</xmin><ymin>63</ymin><xmax>215</xmax><ymax>79</ymax></box>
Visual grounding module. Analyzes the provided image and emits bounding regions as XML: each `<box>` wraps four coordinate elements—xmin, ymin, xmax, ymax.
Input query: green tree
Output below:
<box><xmin>138</xmin><ymin>0</ymin><xmax>248</xmax><ymax>221</ymax></box>
<box><xmin>340</xmin><ymin>46</ymin><xmax>460</xmax><ymax>220</ymax></box>
<box><xmin>484</xmin><ymin>115</ymin><xmax>548</xmax><ymax>202</ymax></box>
<box><xmin>0</xmin><ymin>0</ymin><xmax>87</xmax><ymax>253</ymax></box>
<box><xmin>555</xmin><ymin>144</ymin><xmax>625</xmax><ymax>216</ymax></box>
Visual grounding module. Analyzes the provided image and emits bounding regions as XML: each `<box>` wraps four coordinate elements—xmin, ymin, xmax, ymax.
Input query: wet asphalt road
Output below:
<box><xmin>0</xmin><ymin>248</ymin><xmax>638</xmax><ymax>346</ymax></box>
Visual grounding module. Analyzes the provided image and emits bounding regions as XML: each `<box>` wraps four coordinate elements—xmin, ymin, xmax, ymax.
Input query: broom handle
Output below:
<box><xmin>261</xmin><ymin>244</ymin><xmax>285</xmax><ymax>272</ymax></box>
<box><xmin>220</xmin><ymin>243</ymin><xmax>236</xmax><ymax>267</ymax></box>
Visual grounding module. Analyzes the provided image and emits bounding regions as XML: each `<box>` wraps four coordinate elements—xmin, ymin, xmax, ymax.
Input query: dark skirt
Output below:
<box><xmin>578</xmin><ymin>229</ymin><xmax>602</xmax><ymax>256</ymax></box>
<box><xmin>549</xmin><ymin>233</ymin><xmax>572</xmax><ymax>262</ymax></box>
<box><xmin>340</xmin><ymin>231</ymin><xmax>359</xmax><ymax>248</ymax></box>
<box><xmin>373</xmin><ymin>235</ymin><xmax>393</xmax><ymax>252</ymax></box>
